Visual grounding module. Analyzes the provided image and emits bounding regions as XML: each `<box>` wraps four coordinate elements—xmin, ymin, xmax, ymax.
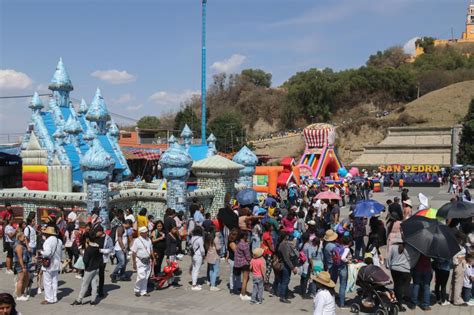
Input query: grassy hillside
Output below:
<box><xmin>337</xmin><ymin>80</ymin><xmax>474</xmax><ymax>163</ymax></box>
<box><xmin>391</xmin><ymin>80</ymin><xmax>474</xmax><ymax>127</ymax></box>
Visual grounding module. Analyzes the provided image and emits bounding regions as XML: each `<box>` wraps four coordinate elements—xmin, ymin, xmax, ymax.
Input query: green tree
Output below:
<box><xmin>457</xmin><ymin>98</ymin><xmax>474</xmax><ymax>164</ymax></box>
<box><xmin>136</xmin><ymin>116</ymin><xmax>161</xmax><ymax>129</ymax></box>
<box><xmin>240</xmin><ymin>69</ymin><xmax>272</xmax><ymax>88</ymax></box>
<box><xmin>284</xmin><ymin>68</ymin><xmax>332</xmax><ymax>122</ymax></box>
<box><xmin>208</xmin><ymin>112</ymin><xmax>245</xmax><ymax>153</ymax></box>
<box><xmin>366</xmin><ymin>46</ymin><xmax>409</xmax><ymax>69</ymax></box>
<box><xmin>174</xmin><ymin>104</ymin><xmax>200</xmax><ymax>136</ymax></box>
<box><xmin>415</xmin><ymin>37</ymin><xmax>436</xmax><ymax>54</ymax></box>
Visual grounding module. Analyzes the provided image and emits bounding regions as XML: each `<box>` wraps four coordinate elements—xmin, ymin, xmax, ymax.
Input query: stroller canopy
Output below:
<box><xmin>357</xmin><ymin>265</ymin><xmax>392</xmax><ymax>287</ymax></box>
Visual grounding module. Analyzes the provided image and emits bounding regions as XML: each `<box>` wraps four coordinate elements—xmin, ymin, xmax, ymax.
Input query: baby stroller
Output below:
<box><xmin>149</xmin><ymin>260</ymin><xmax>181</xmax><ymax>290</ymax></box>
<box><xmin>350</xmin><ymin>265</ymin><xmax>399</xmax><ymax>315</ymax></box>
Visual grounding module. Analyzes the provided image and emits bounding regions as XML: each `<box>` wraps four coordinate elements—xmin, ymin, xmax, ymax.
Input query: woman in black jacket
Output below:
<box><xmin>71</xmin><ymin>234</ymin><xmax>102</xmax><ymax>306</ymax></box>
<box><xmin>152</xmin><ymin>220</ymin><xmax>167</xmax><ymax>275</ymax></box>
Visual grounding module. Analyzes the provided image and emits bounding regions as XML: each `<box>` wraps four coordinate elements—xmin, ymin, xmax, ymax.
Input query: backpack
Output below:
<box><xmin>261</xmin><ymin>214</ymin><xmax>270</xmax><ymax>226</ymax></box>
<box><xmin>110</xmin><ymin>225</ymin><xmax>120</xmax><ymax>244</ymax></box>
<box><xmin>289</xmin><ymin>188</ymin><xmax>295</xmax><ymax>199</ymax></box>
<box><xmin>187</xmin><ymin>238</ymin><xmax>197</xmax><ymax>256</ymax></box>
<box><xmin>331</xmin><ymin>244</ymin><xmax>345</xmax><ymax>266</ymax></box>
<box><xmin>299</xmin><ymin>250</ymin><xmax>307</xmax><ymax>264</ymax></box>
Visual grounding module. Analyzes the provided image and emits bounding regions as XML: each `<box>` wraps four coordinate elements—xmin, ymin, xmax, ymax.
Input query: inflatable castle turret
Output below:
<box><xmin>159</xmin><ymin>137</ymin><xmax>193</xmax><ymax>213</ymax></box>
<box><xmin>232</xmin><ymin>146</ymin><xmax>258</xmax><ymax>189</ymax></box>
<box><xmin>296</xmin><ymin>123</ymin><xmax>344</xmax><ymax>179</ymax></box>
<box><xmin>80</xmin><ymin>139</ymin><xmax>115</xmax><ymax>227</ymax></box>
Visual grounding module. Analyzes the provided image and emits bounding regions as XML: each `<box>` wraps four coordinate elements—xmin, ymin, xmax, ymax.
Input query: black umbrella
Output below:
<box><xmin>401</xmin><ymin>215</ymin><xmax>460</xmax><ymax>260</ymax></box>
<box><xmin>437</xmin><ymin>201</ymin><xmax>474</xmax><ymax>219</ymax></box>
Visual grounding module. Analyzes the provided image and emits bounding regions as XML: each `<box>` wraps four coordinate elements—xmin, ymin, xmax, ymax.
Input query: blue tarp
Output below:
<box><xmin>188</xmin><ymin>144</ymin><xmax>208</xmax><ymax>161</ymax></box>
<box><xmin>0</xmin><ymin>145</ymin><xmax>21</xmax><ymax>156</ymax></box>
<box><xmin>78</xmin><ymin>116</ymin><xmax>88</xmax><ymax>132</ymax></box>
<box><xmin>98</xmin><ymin>135</ymin><xmax>125</xmax><ymax>169</ymax></box>
<box><xmin>60</xmin><ymin>107</ymin><xmax>71</xmax><ymax>121</ymax></box>
<box><xmin>63</xmin><ymin>142</ymin><xmax>83</xmax><ymax>183</ymax></box>
<box><xmin>42</xmin><ymin>112</ymin><xmax>82</xmax><ymax>183</ymax></box>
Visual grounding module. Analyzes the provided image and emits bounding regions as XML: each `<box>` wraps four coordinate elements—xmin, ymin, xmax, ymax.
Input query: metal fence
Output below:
<box><xmin>0</xmin><ymin>133</ymin><xmax>23</xmax><ymax>144</ymax></box>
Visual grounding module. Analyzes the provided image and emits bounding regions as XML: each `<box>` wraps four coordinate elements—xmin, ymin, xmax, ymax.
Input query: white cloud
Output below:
<box><xmin>0</xmin><ymin>69</ymin><xmax>33</xmax><ymax>90</ymax></box>
<box><xmin>126</xmin><ymin>104</ymin><xmax>143</xmax><ymax>111</ymax></box>
<box><xmin>210</xmin><ymin>54</ymin><xmax>247</xmax><ymax>73</ymax></box>
<box><xmin>149</xmin><ymin>90</ymin><xmax>199</xmax><ymax>108</ymax></box>
<box><xmin>35</xmin><ymin>84</ymin><xmax>49</xmax><ymax>92</ymax></box>
<box><xmin>91</xmin><ymin>69</ymin><xmax>137</xmax><ymax>85</ymax></box>
<box><xmin>112</xmin><ymin>93</ymin><xmax>133</xmax><ymax>104</ymax></box>
<box><xmin>403</xmin><ymin>37</ymin><xmax>420</xmax><ymax>56</ymax></box>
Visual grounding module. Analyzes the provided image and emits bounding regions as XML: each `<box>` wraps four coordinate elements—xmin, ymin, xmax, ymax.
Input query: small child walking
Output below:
<box><xmin>250</xmin><ymin>248</ymin><xmax>266</xmax><ymax>304</ymax></box>
<box><xmin>462</xmin><ymin>254</ymin><xmax>474</xmax><ymax>305</ymax></box>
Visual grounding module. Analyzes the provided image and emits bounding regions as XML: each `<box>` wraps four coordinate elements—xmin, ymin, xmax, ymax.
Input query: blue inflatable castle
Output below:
<box><xmin>21</xmin><ymin>59</ymin><xmax>131</xmax><ymax>192</ymax></box>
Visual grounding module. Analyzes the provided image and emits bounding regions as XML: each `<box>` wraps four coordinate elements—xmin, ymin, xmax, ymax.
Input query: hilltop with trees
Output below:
<box><xmin>136</xmin><ymin>39</ymin><xmax>474</xmax><ymax>153</ymax></box>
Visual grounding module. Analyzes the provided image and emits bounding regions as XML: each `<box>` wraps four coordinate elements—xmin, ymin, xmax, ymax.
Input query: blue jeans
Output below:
<box><xmin>338</xmin><ymin>265</ymin><xmax>348</xmax><ymax>306</ymax></box>
<box><xmin>207</xmin><ymin>261</ymin><xmax>220</xmax><ymax>287</ymax></box>
<box><xmin>251</xmin><ymin>235</ymin><xmax>261</xmax><ymax>251</ymax></box>
<box><xmin>300</xmin><ymin>272</ymin><xmax>309</xmax><ymax>295</ymax></box>
<box><xmin>462</xmin><ymin>287</ymin><xmax>472</xmax><ymax>302</ymax></box>
<box><xmin>252</xmin><ymin>277</ymin><xmax>264</xmax><ymax>302</ymax></box>
<box><xmin>112</xmin><ymin>250</ymin><xmax>127</xmax><ymax>279</ymax></box>
<box><xmin>411</xmin><ymin>270</ymin><xmax>432</xmax><ymax>308</ymax></box>
<box><xmin>354</xmin><ymin>236</ymin><xmax>365</xmax><ymax>260</ymax></box>
<box><xmin>278</xmin><ymin>265</ymin><xmax>291</xmax><ymax>299</ymax></box>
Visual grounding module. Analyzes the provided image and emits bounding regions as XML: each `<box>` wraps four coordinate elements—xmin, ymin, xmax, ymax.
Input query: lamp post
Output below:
<box><xmin>201</xmin><ymin>0</ymin><xmax>207</xmax><ymax>145</ymax></box>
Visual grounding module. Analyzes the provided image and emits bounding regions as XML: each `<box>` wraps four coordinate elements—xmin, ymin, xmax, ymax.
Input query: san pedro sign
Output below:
<box><xmin>378</xmin><ymin>164</ymin><xmax>441</xmax><ymax>173</ymax></box>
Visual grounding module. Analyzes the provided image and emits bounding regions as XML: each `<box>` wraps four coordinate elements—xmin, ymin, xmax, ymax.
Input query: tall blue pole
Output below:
<box><xmin>201</xmin><ymin>0</ymin><xmax>207</xmax><ymax>145</ymax></box>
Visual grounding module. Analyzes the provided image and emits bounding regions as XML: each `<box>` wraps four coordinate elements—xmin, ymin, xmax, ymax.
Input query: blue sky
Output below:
<box><xmin>0</xmin><ymin>0</ymin><xmax>471</xmax><ymax>134</ymax></box>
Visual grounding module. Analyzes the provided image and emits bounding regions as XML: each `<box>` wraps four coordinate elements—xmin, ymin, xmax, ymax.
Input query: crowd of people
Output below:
<box><xmin>0</xmin><ymin>180</ymin><xmax>473</xmax><ymax>314</ymax></box>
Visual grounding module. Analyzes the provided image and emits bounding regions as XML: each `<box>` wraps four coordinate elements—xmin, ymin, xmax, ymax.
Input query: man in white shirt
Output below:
<box><xmin>40</xmin><ymin>227</ymin><xmax>63</xmax><ymax>305</ymax></box>
<box><xmin>111</xmin><ymin>220</ymin><xmax>132</xmax><ymax>282</ymax></box>
<box><xmin>131</xmin><ymin>226</ymin><xmax>154</xmax><ymax>297</ymax></box>
<box><xmin>24</xmin><ymin>217</ymin><xmax>37</xmax><ymax>255</ymax></box>
<box><xmin>67</xmin><ymin>205</ymin><xmax>79</xmax><ymax>225</ymax></box>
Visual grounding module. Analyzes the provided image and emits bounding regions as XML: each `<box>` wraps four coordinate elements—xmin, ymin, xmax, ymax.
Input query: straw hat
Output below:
<box><xmin>323</xmin><ymin>230</ymin><xmax>338</xmax><ymax>242</ymax></box>
<box><xmin>42</xmin><ymin>226</ymin><xmax>57</xmax><ymax>236</ymax></box>
<box><xmin>403</xmin><ymin>199</ymin><xmax>413</xmax><ymax>207</ymax></box>
<box><xmin>252</xmin><ymin>248</ymin><xmax>264</xmax><ymax>258</ymax></box>
<box><xmin>311</xmin><ymin>271</ymin><xmax>336</xmax><ymax>288</ymax></box>
<box><xmin>138</xmin><ymin>226</ymin><xmax>148</xmax><ymax>233</ymax></box>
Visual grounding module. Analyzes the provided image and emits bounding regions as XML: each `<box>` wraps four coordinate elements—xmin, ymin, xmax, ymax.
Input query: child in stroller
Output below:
<box><xmin>350</xmin><ymin>264</ymin><xmax>399</xmax><ymax>315</ymax></box>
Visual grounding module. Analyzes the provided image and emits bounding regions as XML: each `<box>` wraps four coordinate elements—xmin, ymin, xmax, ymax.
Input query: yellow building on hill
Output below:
<box><xmin>461</xmin><ymin>1</ymin><xmax>474</xmax><ymax>41</ymax></box>
<box><xmin>414</xmin><ymin>2</ymin><xmax>474</xmax><ymax>59</ymax></box>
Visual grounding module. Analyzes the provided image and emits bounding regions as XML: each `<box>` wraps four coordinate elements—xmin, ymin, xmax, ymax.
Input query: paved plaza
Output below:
<box><xmin>1</xmin><ymin>186</ymin><xmax>473</xmax><ymax>315</ymax></box>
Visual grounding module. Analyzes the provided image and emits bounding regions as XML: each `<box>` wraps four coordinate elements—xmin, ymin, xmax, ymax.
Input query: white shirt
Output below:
<box><xmin>313</xmin><ymin>289</ymin><xmax>336</xmax><ymax>315</ymax></box>
<box><xmin>99</xmin><ymin>235</ymin><xmax>114</xmax><ymax>263</ymax></box>
<box><xmin>125</xmin><ymin>214</ymin><xmax>135</xmax><ymax>223</ymax></box>
<box><xmin>67</xmin><ymin>211</ymin><xmax>77</xmax><ymax>223</ymax></box>
<box><xmin>4</xmin><ymin>224</ymin><xmax>16</xmax><ymax>243</ymax></box>
<box><xmin>131</xmin><ymin>236</ymin><xmax>152</xmax><ymax>259</ymax></box>
<box><xmin>41</xmin><ymin>236</ymin><xmax>63</xmax><ymax>272</ymax></box>
<box><xmin>24</xmin><ymin>225</ymin><xmax>36</xmax><ymax>248</ymax></box>
<box><xmin>114</xmin><ymin>226</ymin><xmax>129</xmax><ymax>251</ymax></box>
